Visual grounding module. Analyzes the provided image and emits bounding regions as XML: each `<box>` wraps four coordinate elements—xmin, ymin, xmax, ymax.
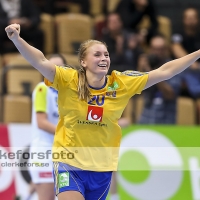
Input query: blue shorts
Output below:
<box><xmin>53</xmin><ymin>162</ymin><xmax>112</xmax><ymax>200</ymax></box>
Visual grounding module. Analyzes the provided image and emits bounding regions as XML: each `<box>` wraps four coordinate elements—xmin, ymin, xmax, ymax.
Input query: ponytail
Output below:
<box><xmin>77</xmin><ymin>68</ymin><xmax>91</xmax><ymax>101</ymax></box>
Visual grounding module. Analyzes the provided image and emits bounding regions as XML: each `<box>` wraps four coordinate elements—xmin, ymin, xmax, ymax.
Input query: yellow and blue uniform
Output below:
<box><xmin>45</xmin><ymin>66</ymin><xmax>148</xmax><ymax>198</ymax></box>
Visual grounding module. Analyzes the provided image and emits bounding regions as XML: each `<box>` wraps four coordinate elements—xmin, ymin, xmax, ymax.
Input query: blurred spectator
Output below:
<box><xmin>138</xmin><ymin>35</ymin><xmax>182</xmax><ymax>124</ymax></box>
<box><xmin>181</xmin><ymin>68</ymin><xmax>200</xmax><ymax>99</ymax></box>
<box><xmin>148</xmin><ymin>34</ymin><xmax>171</xmax><ymax>62</ymax></box>
<box><xmin>44</xmin><ymin>0</ymin><xmax>90</xmax><ymax>15</ymax></box>
<box><xmin>115</xmin><ymin>0</ymin><xmax>158</xmax><ymax>44</ymax></box>
<box><xmin>171</xmin><ymin>7</ymin><xmax>200</xmax><ymax>98</ymax></box>
<box><xmin>102</xmin><ymin>13</ymin><xmax>142</xmax><ymax>73</ymax></box>
<box><xmin>171</xmin><ymin>7</ymin><xmax>200</xmax><ymax>69</ymax></box>
<box><xmin>0</xmin><ymin>0</ymin><xmax>44</xmax><ymax>54</ymax></box>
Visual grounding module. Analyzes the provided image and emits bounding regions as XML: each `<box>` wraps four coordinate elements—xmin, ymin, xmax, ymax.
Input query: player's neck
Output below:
<box><xmin>87</xmin><ymin>75</ymin><xmax>106</xmax><ymax>89</ymax></box>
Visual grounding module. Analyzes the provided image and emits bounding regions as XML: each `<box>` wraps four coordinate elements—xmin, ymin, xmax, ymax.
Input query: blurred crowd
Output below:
<box><xmin>0</xmin><ymin>0</ymin><xmax>200</xmax><ymax>125</ymax></box>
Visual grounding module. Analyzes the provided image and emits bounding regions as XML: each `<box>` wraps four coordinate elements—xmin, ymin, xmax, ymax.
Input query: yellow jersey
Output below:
<box><xmin>45</xmin><ymin>66</ymin><xmax>148</xmax><ymax>171</ymax></box>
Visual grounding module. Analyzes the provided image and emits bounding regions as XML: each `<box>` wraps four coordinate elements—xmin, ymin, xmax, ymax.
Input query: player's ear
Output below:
<box><xmin>81</xmin><ymin>60</ymin><xmax>86</xmax><ymax>67</ymax></box>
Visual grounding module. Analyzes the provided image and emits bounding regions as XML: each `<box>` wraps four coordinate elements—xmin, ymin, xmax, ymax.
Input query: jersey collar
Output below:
<box><xmin>89</xmin><ymin>77</ymin><xmax>107</xmax><ymax>90</ymax></box>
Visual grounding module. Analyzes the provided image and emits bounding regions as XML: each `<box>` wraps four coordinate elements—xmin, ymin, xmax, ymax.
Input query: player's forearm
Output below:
<box><xmin>12</xmin><ymin>37</ymin><xmax>46</xmax><ymax>70</ymax></box>
<box><xmin>37</xmin><ymin>119</ymin><xmax>56</xmax><ymax>135</ymax></box>
<box><xmin>159</xmin><ymin>50</ymin><xmax>200</xmax><ymax>79</ymax></box>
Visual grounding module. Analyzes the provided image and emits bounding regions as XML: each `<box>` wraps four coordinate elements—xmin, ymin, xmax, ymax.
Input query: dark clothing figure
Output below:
<box><xmin>172</xmin><ymin>30</ymin><xmax>200</xmax><ymax>55</ymax></box>
<box><xmin>182</xmin><ymin>68</ymin><xmax>200</xmax><ymax>99</ymax></box>
<box><xmin>44</xmin><ymin>0</ymin><xmax>90</xmax><ymax>15</ymax></box>
<box><xmin>172</xmin><ymin>29</ymin><xmax>200</xmax><ymax>98</ymax></box>
<box><xmin>102</xmin><ymin>13</ymin><xmax>143</xmax><ymax>74</ymax></box>
<box><xmin>103</xmin><ymin>31</ymin><xmax>142</xmax><ymax>73</ymax></box>
<box><xmin>138</xmin><ymin>75</ymin><xmax>182</xmax><ymax>124</ymax></box>
<box><xmin>137</xmin><ymin>53</ymin><xmax>182</xmax><ymax>124</ymax></box>
<box><xmin>0</xmin><ymin>0</ymin><xmax>44</xmax><ymax>53</ymax></box>
<box><xmin>171</xmin><ymin>8</ymin><xmax>200</xmax><ymax>98</ymax></box>
<box><xmin>115</xmin><ymin>0</ymin><xmax>158</xmax><ymax>42</ymax></box>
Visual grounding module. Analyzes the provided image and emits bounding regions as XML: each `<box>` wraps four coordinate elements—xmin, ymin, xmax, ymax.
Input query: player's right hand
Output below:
<box><xmin>5</xmin><ymin>23</ymin><xmax>20</xmax><ymax>41</ymax></box>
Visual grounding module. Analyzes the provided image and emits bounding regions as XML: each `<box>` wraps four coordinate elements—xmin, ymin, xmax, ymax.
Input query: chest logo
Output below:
<box><xmin>86</xmin><ymin>106</ymin><xmax>103</xmax><ymax>122</ymax></box>
<box><xmin>108</xmin><ymin>81</ymin><xmax>119</xmax><ymax>91</ymax></box>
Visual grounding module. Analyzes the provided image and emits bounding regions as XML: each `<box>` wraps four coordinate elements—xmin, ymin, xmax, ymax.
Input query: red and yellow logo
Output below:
<box><xmin>86</xmin><ymin>106</ymin><xmax>103</xmax><ymax>122</ymax></box>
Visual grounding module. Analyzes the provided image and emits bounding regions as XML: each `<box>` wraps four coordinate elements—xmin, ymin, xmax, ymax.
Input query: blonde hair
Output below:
<box><xmin>77</xmin><ymin>39</ymin><xmax>107</xmax><ymax>101</ymax></box>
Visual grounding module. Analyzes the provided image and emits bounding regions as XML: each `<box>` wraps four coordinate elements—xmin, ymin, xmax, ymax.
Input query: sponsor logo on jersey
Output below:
<box><xmin>108</xmin><ymin>81</ymin><xmax>119</xmax><ymax>91</ymax></box>
<box><xmin>59</xmin><ymin>172</ymin><xmax>69</xmax><ymax>188</ymax></box>
<box><xmin>86</xmin><ymin>106</ymin><xmax>103</xmax><ymax>122</ymax></box>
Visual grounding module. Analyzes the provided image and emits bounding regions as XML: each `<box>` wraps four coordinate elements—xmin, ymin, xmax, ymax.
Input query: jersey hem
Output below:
<box><xmin>52</xmin><ymin>159</ymin><xmax>117</xmax><ymax>172</ymax></box>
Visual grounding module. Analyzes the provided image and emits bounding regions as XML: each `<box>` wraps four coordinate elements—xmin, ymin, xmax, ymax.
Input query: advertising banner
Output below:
<box><xmin>0</xmin><ymin>124</ymin><xmax>200</xmax><ymax>200</ymax></box>
<box><xmin>117</xmin><ymin>125</ymin><xmax>200</xmax><ymax>200</ymax></box>
<box><xmin>0</xmin><ymin>125</ymin><xmax>16</xmax><ymax>200</ymax></box>
<box><xmin>0</xmin><ymin>124</ymin><xmax>40</xmax><ymax>200</ymax></box>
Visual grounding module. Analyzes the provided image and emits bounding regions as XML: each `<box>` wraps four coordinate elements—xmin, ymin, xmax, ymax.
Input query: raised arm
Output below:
<box><xmin>5</xmin><ymin>23</ymin><xmax>55</xmax><ymax>82</ymax></box>
<box><xmin>144</xmin><ymin>50</ymin><xmax>200</xmax><ymax>89</ymax></box>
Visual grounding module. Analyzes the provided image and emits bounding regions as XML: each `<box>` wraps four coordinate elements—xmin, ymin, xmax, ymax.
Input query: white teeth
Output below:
<box><xmin>98</xmin><ymin>64</ymin><xmax>107</xmax><ymax>67</ymax></box>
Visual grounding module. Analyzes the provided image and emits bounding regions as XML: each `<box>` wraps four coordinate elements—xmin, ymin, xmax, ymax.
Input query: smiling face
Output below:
<box><xmin>81</xmin><ymin>43</ymin><xmax>110</xmax><ymax>78</ymax></box>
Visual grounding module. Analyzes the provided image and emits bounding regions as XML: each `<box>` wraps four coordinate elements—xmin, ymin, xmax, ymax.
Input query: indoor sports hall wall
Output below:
<box><xmin>0</xmin><ymin>124</ymin><xmax>200</xmax><ymax>200</ymax></box>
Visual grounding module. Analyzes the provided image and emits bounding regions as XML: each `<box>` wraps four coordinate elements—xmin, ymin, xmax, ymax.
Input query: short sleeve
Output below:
<box><xmin>113</xmin><ymin>70</ymin><xmax>149</xmax><ymax>97</ymax></box>
<box><xmin>34</xmin><ymin>84</ymin><xmax>48</xmax><ymax>112</ymax></box>
<box><xmin>44</xmin><ymin>65</ymin><xmax>76</xmax><ymax>90</ymax></box>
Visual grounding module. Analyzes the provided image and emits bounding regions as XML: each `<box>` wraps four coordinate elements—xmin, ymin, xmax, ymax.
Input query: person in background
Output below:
<box><xmin>172</xmin><ymin>7</ymin><xmax>200</xmax><ymax>98</ymax></box>
<box><xmin>171</xmin><ymin>7</ymin><xmax>200</xmax><ymax>67</ymax></box>
<box><xmin>181</xmin><ymin>68</ymin><xmax>200</xmax><ymax>99</ymax></box>
<box><xmin>138</xmin><ymin>34</ymin><xmax>182</xmax><ymax>124</ymax></box>
<box><xmin>115</xmin><ymin>0</ymin><xmax>158</xmax><ymax>44</ymax></box>
<box><xmin>0</xmin><ymin>0</ymin><xmax>43</xmax><ymax>54</ymax></box>
<box><xmin>102</xmin><ymin>12</ymin><xmax>142</xmax><ymax>73</ymax></box>
<box><xmin>138</xmin><ymin>54</ymin><xmax>182</xmax><ymax>124</ymax></box>
<box><xmin>29</xmin><ymin>54</ymin><xmax>67</xmax><ymax>200</ymax></box>
<box><xmin>148</xmin><ymin>34</ymin><xmax>171</xmax><ymax>62</ymax></box>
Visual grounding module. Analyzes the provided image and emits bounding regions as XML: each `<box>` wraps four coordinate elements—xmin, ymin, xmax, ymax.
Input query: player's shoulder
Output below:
<box><xmin>56</xmin><ymin>65</ymin><xmax>78</xmax><ymax>80</ymax></box>
<box><xmin>56</xmin><ymin>65</ymin><xmax>76</xmax><ymax>72</ymax></box>
<box><xmin>110</xmin><ymin>70</ymin><xmax>148</xmax><ymax>77</ymax></box>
